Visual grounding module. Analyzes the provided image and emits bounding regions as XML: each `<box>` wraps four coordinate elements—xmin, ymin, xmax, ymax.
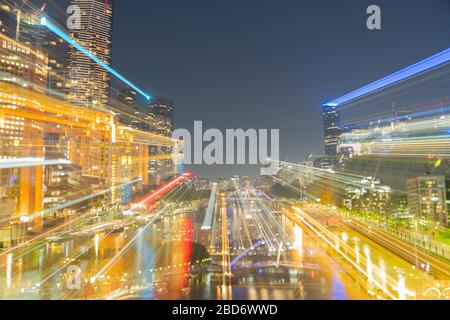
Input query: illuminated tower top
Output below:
<box><xmin>68</xmin><ymin>0</ymin><xmax>113</xmax><ymax>106</ymax></box>
<box><xmin>322</xmin><ymin>104</ymin><xmax>342</xmax><ymax>156</ymax></box>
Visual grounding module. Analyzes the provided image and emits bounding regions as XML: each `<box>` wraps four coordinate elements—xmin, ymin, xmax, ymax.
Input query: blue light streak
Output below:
<box><xmin>40</xmin><ymin>17</ymin><xmax>151</xmax><ymax>101</ymax></box>
<box><xmin>231</xmin><ymin>240</ymin><xmax>266</xmax><ymax>267</ymax></box>
<box><xmin>324</xmin><ymin>48</ymin><xmax>450</xmax><ymax>107</ymax></box>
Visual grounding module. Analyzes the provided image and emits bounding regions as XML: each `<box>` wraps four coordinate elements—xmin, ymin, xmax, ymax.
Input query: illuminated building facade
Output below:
<box><xmin>0</xmin><ymin>33</ymin><xmax>48</xmax><ymax>91</ymax></box>
<box><xmin>0</xmin><ymin>1</ymin><xmax>70</xmax><ymax>98</ymax></box>
<box><xmin>313</xmin><ymin>156</ymin><xmax>338</xmax><ymax>170</ymax></box>
<box><xmin>144</xmin><ymin>97</ymin><xmax>175</xmax><ymax>185</ymax></box>
<box><xmin>115</xmin><ymin>91</ymin><xmax>177</xmax><ymax>186</ymax></box>
<box><xmin>146</xmin><ymin>97</ymin><xmax>174</xmax><ymax>137</ymax></box>
<box><xmin>322</xmin><ymin>104</ymin><xmax>342</xmax><ymax>156</ymax></box>
<box><xmin>297</xmin><ymin>161</ymin><xmax>315</xmax><ymax>189</ymax></box>
<box><xmin>407</xmin><ymin>176</ymin><xmax>448</xmax><ymax>226</ymax></box>
<box><xmin>19</xmin><ymin>10</ymin><xmax>69</xmax><ymax>98</ymax></box>
<box><xmin>343</xmin><ymin>177</ymin><xmax>391</xmax><ymax>216</ymax></box>
<box><xmin>68</xmin><ymin>0</ymin><xmax>113</xmax><ymax>106</ymax></box>
<box><xmin>0</xmin><ymin>32</ymin><xmax>48</xmax><ymax>242</ymax></box>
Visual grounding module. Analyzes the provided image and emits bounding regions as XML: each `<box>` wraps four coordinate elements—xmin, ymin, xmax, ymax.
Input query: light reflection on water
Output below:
<box><xmin>0</xmin><ymin>216</ymin><xmax>368</xmax><ymax>300</ymax></box>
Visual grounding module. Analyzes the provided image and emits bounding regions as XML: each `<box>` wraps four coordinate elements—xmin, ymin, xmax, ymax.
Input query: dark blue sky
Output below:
<box><xmin>100</xmin><ymin>1</ymin><xmax>449</xmax><ymax>178</ymax></box>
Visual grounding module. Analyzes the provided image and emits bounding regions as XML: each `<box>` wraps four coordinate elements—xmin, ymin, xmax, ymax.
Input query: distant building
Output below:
<box><xmin>298</xmin><ymin>161</ymin><xmax>315</xmax><ymax>188</ymax></box>
<box><xmin>115</xmin><ymin>87</ymin><xmax>141</xmax><ymax>127</ymax></box>
<box><xmin>322</xmin><ymin>104</ymin><xmax>343</xmax><ymax>156</ymax></box>
<box><xmin>388</xmin><ymin>194</ymin><xmax>409</xmax><ymax>220</ymax></box>
<box><xmin>145</xmin><ymin>97</ymin><xmax>175</xmax><ymax>184</ymax></box>
<box><xmin>313</xmin><ymin>156</ymin><xmax>338</xmax><ymax>171</ymax></box>
<box><xmin>407</xmin><ymin>176</ymin><xmax>448</xmax><ymax>226</ymax></box>
<box><xmin>193</xmin><ymin>178</ymin><xmax>210</xmax><ymax>191</ymax></box>
<box><xmin>118</xmin><ymin>87</ymin><xmax>138</xmax><ymax>106</ymax></box>
<box><xmin>68</xmin><ymin>0</ymin><xmax>113</xmax><ymax>106</ymax></box>
<box><xmin>257</xmin><ymin>175</ymin><xmax>274</xmax><ymax>193</ymax></box>
<box><xmin>343</xmin><ymin>177</ymin><xmax>391</xmax><ymax>216</ymax></box>
<box><xmin>275</xmin><ymin>163</ymin><xmax>296</xmax><ymax>184</ymax></box>
<box><xmin>145</xmin><ymin>97</ymin><xmax>174</xmax><ymax>137</ymax></box>
<box><xmin>338</xmin><ymin>146</ymin><xmax>354</xmax><ymax>169</ymax></box>
<box><xmin>114</xmin><ymin>91</ymin><xmax>177</xmax><ymax>186</ymax></box>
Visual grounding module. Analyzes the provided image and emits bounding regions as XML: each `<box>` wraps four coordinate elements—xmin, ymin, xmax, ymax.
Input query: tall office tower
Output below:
<box><xmin>18</xmin><ymin>10</ymin><xmax>69</xmax><ymax>98</ymax></box>
<box><xmin>0</xmin><ymin>0</ymin><xmax>70</xmax><ymax>98</ymax></box>
<box><xmin>322</xmin><ymin>104</ymin><xmax>343</xmax><ymax>156</ymax></box>
<box><xmin>146</xmin><ymin>97</ymin><xmax>175</xmax><ymax>184</ymax></box>
<box><xmin>407</xmin><ymin>176</ymin><xmax>448</xmax><ymax>226</ymax></box>
<box><xmin>68</xmin><ymin>0</ymin><xmax>113</xmax><ymax>106</ymax></box>
<box><xmin>116</xmin><ymin>87</ymin><xmax>140</xmax><ymax>127</ymax></box>
<box><xmin>146</xmin><ymin>97</ymin><xmax>174</xmax><ymax>137</ymax></box>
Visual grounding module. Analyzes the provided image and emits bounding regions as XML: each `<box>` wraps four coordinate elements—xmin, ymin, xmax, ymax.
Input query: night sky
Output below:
<box><xmin>54</xmin><ymin>0</ymin><xmax>450</xmax><ymax>179</ymax></box>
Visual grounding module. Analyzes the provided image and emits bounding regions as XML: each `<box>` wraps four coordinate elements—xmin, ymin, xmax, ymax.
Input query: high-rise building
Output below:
<box><xmin>114</xmin><ymin>92</ymin><xmax>177</xmax><ymax>186</ymax></box>
<box><xmin>115</xmin><ymin>87</ymin><xmax>141</xmax><ymax>127</ymax></box>
<box><xmin>0</xmin><ymin>32</ymin><xmax>48</xmax><ymax>240</ymax></box>
<box><xmin>18</xmin><ymin>9</ymin><xmax>69</xmax><ymax>98</ymax></box>
<box><xmin>144</xmin><ymin>97</ymin><xmax>174</xmax><ymax>137</ymax></box>
<box><xmin>143</xmin><ymin>97</ymin><xmax>175</xmax><ymax>185</ymax></box>
<box><xmin>322</xmin><ymin>104</ymin><xmax>343</xmax><ymax>156</ymax></box>
<box><xmin>407</xmin><ymin>176</ymin><xmax>448</xmax><ymax>226</ymax></box>
<box><xmin>68</xmin><ymin>0</ymin><xmax>113</xmax><ymax>106</ymax></box>
<box><xmin>0</xmin><ymin>31</ymin><xmax>48</xmax><ymax>91</ymax></box>
<box><xmin>0</xmin><ymin>1</ymin><xmax>70</xmax><ymax>97</ymax></box>
<box><xmin>343</xmin><ymin>177</ymin><xmax>391</xmax><ymax>216</ymax></box>
<box><xmin>118</xmin><ymin>87</ymin><xmax>138</xmax><ymax>106</ymax></box>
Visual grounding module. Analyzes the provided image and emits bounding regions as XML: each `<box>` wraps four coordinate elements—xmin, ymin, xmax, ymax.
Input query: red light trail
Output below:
<box><xmin>130</xmin><ymin>172</ymin><xmax>193</xmax><ymax>208</ymax></box>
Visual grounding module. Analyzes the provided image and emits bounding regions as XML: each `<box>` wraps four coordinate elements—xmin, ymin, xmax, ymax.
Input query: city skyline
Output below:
<box><xmin>14</xmin><ymin>0</ymin><xmax>450</xmax><ymax>179</ymax></box>
<box><xmin>109</xmin><ymin>0</ymin><xmax>450</xmax><ymax>179</ymax></box>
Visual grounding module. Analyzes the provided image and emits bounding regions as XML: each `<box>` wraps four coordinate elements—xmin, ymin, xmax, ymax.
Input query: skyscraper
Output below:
<box><xmin>0</xmin><ymin>32</ymin><xmax>48</xmax><ymax>233</ymax></box>
<box><xmin>17</xmin><ymin>8</ymin><xmax>69</xmax><ymax>98</ymax></box>
<box><xmin>146</xmin><ymin>97</ymin><xmax>174</xmax><ymax>137</ymax></box>
<box><xmin>68</xmin><ymin>0</ymin><xmax>113</xmax><ymax>106</ymax></box>
<box><xmin>145</xmin><ymin>98</ymin><xmax>175</xmax><ymax>185</ymax></box>
<box><xmin>322</xmin><ymin>104</ymin><xmax>343</xmax><ymax>156</ymax></box>
<box><xmin>407</xmin><ymin>176</ymin><xmax>448</xmax><ymax>226</ymax></box>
